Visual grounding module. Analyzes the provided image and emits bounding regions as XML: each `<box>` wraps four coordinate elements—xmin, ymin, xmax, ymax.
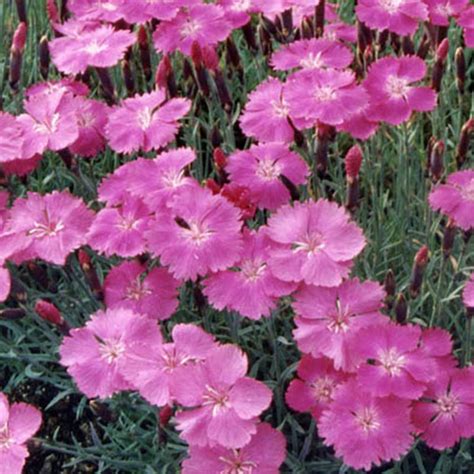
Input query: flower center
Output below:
<box><xmin>33</xmin><ymin>113</ymin><xmax>60</xmax><ymax>134</ymax></box>
<box><xmin>182</xmin><ymin>221</ymin><xmax>214</xmax><ymax>246</ymax></box>
<box><xmin>116</xmin><ymin>215</ymin><xmax>139</xmax><ymax>231</ymax></box>
<box><xmin>78</xmin><ymin>112</ymin><xmax>95</xmax><ymax>128</ymax></box>
<box><xmin>355</xmin><ymin>407</ymin><xmax>381</xmax><ymax>433</ymax></box>
<box><xmin>83</xmin><ymin>39</ymin><xmax>107</xmax><ymax>55</ymax></box>
<box><xmin>101</xmin><ymin>2</ymin><xmax>118</xmax><ymax>11</ymax></box>
<box><xmin>240</xmin><ymin>259</ymin><xmax>267</xmax><ymax>282</ymax></box>
<box><xmin>161</xmin><ymin>346</ymin><xmax>193</xmax><ymax>371</ymax></box>
<box><xmin>327</xmin><ymin>300</ymin><xmax>351</xmax><ymax>333</ymax></box>
<box><xmin>271</xmin><ymin>99</ymin><xmax>290</xmax><ymax>118</ymax></box>
<box><xmin>379</xmin><ymin>0</ymin><xmax>405</xmax><ymax>14</ymax></box>
<box><xmin>300</xmin><ymin>52</ymin><xmax>324</xmax><ymax>69</ymax></box>
<box><xmin>230</xmin><ymin>0</ymin><xmax>251</xmax><ymax>12</ymax></box>
<box><xmin>255</xmin><ymin>159</ymin><xmax>281</xmax><ymax>181</ymax></box>
<box><xmin>460</xmin><ymin>179</ymin><xmax>474</xmax><ymax>201</ymax></box>
<box><xmin>126</xmin><ymin>278</ymin><xmax>151</xmax><ymax>301</ymax></box>
<box><xmin>436</xmin><ymin>394</ymin><xmax>459</xmax><ymax>417</ymax></box>
<box><xmin>203</xmin><ymin>385</ymin><xmax>230</xmax><ymax>416</ymax></box>
<box><xmin>219</xmin><ymin>450</ymin><xmax>258</xmax><ymax>474</ymax></box>
<box><xmin>28</xmin><ymin>219</ymin><xmax>65</xmax><ymax>238</ymax></box>
<box><xmin>99</xmin><ymin>339</ymin><xmax>125</xmax><ymax>364</ymax></box>
<box><xmin>292</xmin><ymin>232</ymin><xmax>326</xmax><ymax>256</ymax></box>
<box><xmin>386</xmin><ymin>75</ymin><xmax>410</xmax><ymax>99</ymax></box>
<box><xmin>313</xmin><ymin>85</ymin><xmax>337</xmax><ymax>102</ymax></box>
<box><xmin>379</xmin><ymin>348</ymin><xmax>406</xmax><ymax>376</ymax></box>
<box><xmin>312</xmin><ymin>376</ymin><xmax>337</xmax><ymax>403</ymax></box>
<box><xmin>136</xmin><ymin>107</ymin><xmax>154</xmax><ymax>130</ymax></box>
<box><xmin>161</xmin><ymin>169</ymin><xmax>186</xmax><ymax>188</ymax></box>
<box><xmin>181</xmin><ymin>19</ymin><xmax>201</xmax><ymax>38</ymax></box>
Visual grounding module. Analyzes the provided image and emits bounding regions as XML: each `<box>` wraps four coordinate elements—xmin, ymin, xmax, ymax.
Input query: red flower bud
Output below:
<box><xmin>213</xmin><ymin>148</ymin><xmax>227</xmax><ymax>171</ymax></box>
<box><xmin>206</xmin><ymin>178</ymin><xmax>221</xmax><ymax>194</ymax></box>
<box><xmin>345</xmin><ymin>145</ymin><xmax>363</xmax><ymax>180</ymax></box>
<box><xmin>158</xmin><ymin>405</ymin><xmax>173</xmax><ymax>427</ymax></box>
<box><xmin>12</xmin><ymin>22</ymin><xmax>27</xmax><ymax>52</ymax></box>
<box><xmin>429</xmin><ymin>140</ymin><xmax>444</xmax><ymax>182</ymax></box>
<box><xmin>436</xmin><ymin>38</ymin><xmax>449</xmax><ymax>62</ymax></box>
<box><xmin>414</xmin><ymin>245</ymin><xmax>429</xmax><ymax>266</ymax></box>
<box><xmin>46</xmin><ymin>0</ymin><xmax>60</xmax><ymax>24</ymax></box>
<box><xmin>202</xmin><ymin>46</ymin><xmax>219</xmax><ymax>72</ymax></box>
<box><xmin>191</xmin><ymin>41</ymin><xmax>203</xmax><ymax>68</ymax></box>
<box><xmin>409</xmin><ymin>245</ymin><xmax>429</xmax><ymax>298</ymax></box>
<box><xmin>456</xmin><ymin>118</ymin><xmax>474</xmax><ymax>167</ymax></box>
<box><xmin>35</xmin><ymin>299</ymin><xmax>64</xmax><ymax>326</ymax></box>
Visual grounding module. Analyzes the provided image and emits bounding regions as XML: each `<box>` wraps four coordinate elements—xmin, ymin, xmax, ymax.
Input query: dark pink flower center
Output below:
<box><xmin>161</xmin><ymin>346</ymin><xmax>194</xmax><ymax>371</ymax></box>
<box><xmin>219</xmin><ymin>450</ymin><xmax>257</xmax><ymax>474</ymax></box>
<box><xmin>327</xmin><ymin>300</ymin><xmax>351</xmax><ymax>333</ymax></box>
<box><xmin>203</xmin><ymin>385</ymin><xmax>230</xmax><ymax>416</ymax></box>
<box><xmin>28</xmin><ymin>216</ymin><xmax>65</xmax><ymax>239</ymax></box>
<box><xmin>33</xmin><ymin>113</ymin><xmax>60</xmax><ymax>135</ymax></box>
<box><xmin>354</xmin><ymin>407</ymin><xmax>381</xmax><ymax>433</ymax></box>
<box><xmin>126</xmin><ymin>278</ymin><xmax>151</xmax><ymax>301</ymax></box>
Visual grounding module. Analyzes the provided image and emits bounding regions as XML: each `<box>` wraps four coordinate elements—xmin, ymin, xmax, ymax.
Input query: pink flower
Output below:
<box><xmin>336</xmin><ymin>98</ymin><xmax>380</xmax><ymax>140</ymax></box>
<box><xmin>365</xmin><ymin>56</ymin><xmax>436</xmax><ymax>126</ymax></box>
<box><xmin>203</xmin><ymin>229</ymin><xmax>296</xmax><ymax>319</ymax></box>
<box><xmin>119</xmin><ymin>323</ymin><xmax>216</xmax><ymax>406</ymax></box>
<box><xmin>49</xmin><ymin>24</ymin><xmax>136</xmax><ymax>74</ymax></box>
<box><xmin>323</xmin><ymin>22</ymin><xmax>357</xmax><ymax>43</ymax></box>
<box><xmin>284</xmin><ymin>69</ymin><xmax>368</xmax><ymax>127</ymax></box>
<box><xmin>218</xmin><ymin>0</ymin><xmax>257</xmax><ymax>29</ymax></box>
<box><xmin>356</xmin><ymin>0</ymin><xmax>428</xmax><ymax>36</ymax></box>
<box><xmin>463</xmin><ymin>273</ymin><xmax>474</xmax><ymax>309</ymax></box>
<box><xmin>153</xmin><ymin>4</ymin><xmax>232</xmax><ymax>55</ymax></box>
<box><xmin>457</xmin><ymin>6</ymin><xmax>474</xmax><ymax>47</ymax></box>
<box><xmin>182</xmin><ymin>423</ymin><xmax>286</xmax><ymax>473</ymax></box>
<box><xmin>59</xmin><ymin>308</ymin><xmax>158</xmax><ymax>398</ymax></box>
<box><xmin>0</xmin><ymin>393</ymin><xmax>42</xmax><ymax>474</ymax></box>
<box><xmin>106</xmin><ymin>90</ymin><xmax>190</xmax><ymax>154</ymax></box>
<box><xmin>429</xmin><ymin>169</ymin><xmax>474</xmax><ymax>230</ymax></box>
<box><xmin>88</xmin><ymin>195</ymin><xmax>152</xmax><ymax>258</ymax></box>
<box><xmin>119</xmin><ymin>0</ymin><xmax>188</xmax><ymax>23</ymax></box>
<box><xmin>173</xmin><ymin>344</ymin><xmax>272</xmax><ymax>448</ymax></box>
<box><xmin>7</xmin><ymin>191</ymin><xmax>93</xmax><ymax>265</ymax></box>
<box><xmin>353</xmin><ymin>323</ymin><xmax>436</xmax><ymax>399</ymax></box>
<box><xmin>25</xmin><ymin>78</ymin><xmax>89</xmax><ymax>99</ymax></box>
<box><xmin>285</xmin><ymin>355</ymin><xmax>347</xmax><ymax>420</ymax></box>
<box><xmin>412</xmin><ymin>367</ymin><xmax>474</xmax><ymax>450</ymax></box>
<box><xmin>69</xmin><ymin>0</ymin><xmax>125</xmax><ymax>22</ymax></box>
<box><xmin>426</xmin><ymin>0</ymin><xmax>468</xmax><ymax>26</ymax></box>
<box><xmin>146</xmin><ymin>186</ymin><xmax>243</xmax><ymax>281</ymax></box>
<box><xmin>226</xmin><ymin>143</ymin><xmax>308</xmax><ymax>211</ymax></box>
<box><xmin>319</xmin><ymin>380</ymin><xmax>414</xmax><ymax>471</ymax></box>
<box><xmin>266</xmin><ymin>200</ymin><xmax>366</xmax><ymax>287</ymax></box>
<box><xmin>1</xmin><ymin>154</ymin><xmax>42</xmax><ymax>177</ymax></box>
<box><xmin>239</xmin><ymin>78</ymin><xmax>295</xmax><ymax>144</ymax></box>
<box><xmin>0</xmin><ymin>266</ymin><xmax>10</xmax><ymax>303</ymax></box>
<box><xmin>271</xmin><ymin>39</ymin><xmax>353</xmax><ymax>71</ymax></box>
<box><xmin>293</xmin><ymin>279</ymin><xmax>387</xmax><ymax>370</ymax></box>
<box><xmin>104</xmin><ymin>260</ymin><xmax>179</xmax><ymax>320</ymax></box>
<box><xmin>0</xmin><ymin>113</ymin><xmax>24</xmax><ymax>163</ymax></box>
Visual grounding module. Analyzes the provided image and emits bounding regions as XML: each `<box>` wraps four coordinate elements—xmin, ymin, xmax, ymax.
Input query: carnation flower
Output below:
<box><xmin>0</xmin><ymin>393</ymin><xmax>42</xmax><ymax>474</ymax></box>
<box><xmin>411</xmin><ymin>367</ymin><xmax>474</xmax><ymax>450</ymax></box>
<box><xmin>104</xmin><ymin>260</ymin><xmax>179</xmax><ymax>320</ymax></box>
<box><xmin>365</xmin><ymin>56</ymin><xmax>437</xmax><ymax>126</ymax></box>
<box><xmin>323</xmin><ymin>21</ymin><xmax>357</xmax><ymax>43</ymax></box>
<box><xmin>203</xmin><ymin>229</ymin><xmax>296</xmax><ymax>319</ymax></box>
<box><xmin>218</xmin><ymin>0</ymin><xmax>257</xmax><ymax>29</ymax></box>
<box><xmin>418</xmin><ymin>327</ymin><xmax>456</xmax><ymax>371</ymax></box>
<box><xmin>146</xmin><ymin>186</ymin><xmax>243</xmax><ymax>281</ymax></box>
<box><xmin>356</xmin><ymin>0</ymin><xmax>428</xmax><ymax>36</ymax></box>
<box><xmin>463</xmin><ymin>274</ymin><xmax>474</xmax><ymax>309</ymax></box>
<box><xmin>319</xmin><ymin>379</ymin><xmax>414</xmax><ymax>471</ymax></box>
<box><xmin>293</xmin><ymin>279</ymin><xmax>387</xmax><ymax>370</ymax></box>
<box><xmin>116</xmin><ymin>0</ymin><xmax>187</xmax><ymax>23</ymax></box>
<box><xmin>25</xmin><ymin>78</ymin><xmax>89</xmax><ymax>99</ymax></box>
<box><xmin>336</xmin><ymin>97</ymin><xmax>380</xmax><ymax>140</ymax></box>
<box><xmin>285</xmin><ymin>355</ymin><xmax>347</xmax><ymax>420</ymax></box>
<box><xmin>69</xmin><ymin>0</ymin><xmax>125</xmax><ymax>22</ymax></box>
<box><xmin>226</xmin><ymin>143</ymin><xmax>308</xmax><ymax>211</ymax></box>
<box><xmin>429</xmin><ymin>169</ymin><xmax>474</xmax><ymax>230</ymax></box>
<box><xmin>173</xmin><ymin>344</ymin><xmax>272</xmax><ymax>448</ymax></box>
<box><xmin>425</xmin><ymin>0</ymin><xmax>468</xmax><ymax>26</ymax></box>
<box><xmin>105</xmin><ymin>90</ymin><xmax>190</xmax><ymax>154</ymax></box>
<box><xmin>182</xmin><ymin>423</ymin><xmax>286</xmax><ymax>473</ymax></box>
<box><xmin>457</xmin><ymin>6</ymin><xmax>474</xmax><ymax>47</ymax></box>
<box><xmin>0</xmin><ymin>113</ymin><xmax>24</xmax><ymax>163</ymax></box>
<box><xmin>266</xmin><ymin>200</ymin><xmax>366</xmax><ymax>287</ymax></box>
<box><xmin>59</xmin><ymin>308</ymin><xmax>158</xmax><ymax>398</ymax></box>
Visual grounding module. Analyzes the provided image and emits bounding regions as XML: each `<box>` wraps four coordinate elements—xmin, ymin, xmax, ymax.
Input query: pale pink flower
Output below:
<box><xmin>323</xmin><ymin>22</ymin><xmax>357</xmax><ymax>43</ymax></box>
<box><xmin>119</xmin><ymin>0</ymin><xmax>190</xmax><ymax>23</ymax></box>
<box><xmin>104</xmin><ymin>260</ymin><xmax>179</xmax><ymax>320</ymax></box>
<box><xmin>173</xmin><ymin>344</ymin><xmax>272</xmax><ymax>449</ymax></box>
<box><xmin>457</xmin><ymin>6</ymin><xmax>474</xmax><ymax>47</ymax></box>
<box><xmin>0</xmin><ymin>113</ymin><xmax>24</xmax><ymax>163</ymax></box>
<box><xmin>69</xmin><ymin>0</ymin><xmax>125</xmax><ymax>22</ymax></box>
<box><xmin>25</xmin><ymin>78</ymin><xmax>89</xmax><ymax>99</ymax></box>
<box><xmin>463</xmin><ymin>273</ymin><xmax>474</xmax><ymax>309</ymax></box>
<box><xmin>425</xmin><ymin>0</ymin><xmax>468</xmax><ymax>26</ymax></box>
<box><xmin>429</xmin><ymin>169</ymin><xmax>474</xmax><ymax>230</ymax></box>
<box><xmin>106</xmin><ymin>90</ymin><xmax>190</xmax><ymax>154</ymax></box>
<box><xmin>266</xmin><ymin>200</ymin><xmax>366</xmax><ymax>287</ymax></box>
<box><xmin>0</xmin><ymin>393</ymin><xmax>42</xmax><ymax>474</ymax></box>
<box><xmin>319</xmin><ymin>380</ymin><xmax>414</xmax><ymax>471</ymax></box>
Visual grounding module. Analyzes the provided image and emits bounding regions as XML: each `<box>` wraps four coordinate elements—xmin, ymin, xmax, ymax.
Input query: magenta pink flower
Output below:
<box><xmin>153</xmin><ymin>4</ymin><xmax>232</xmax><ymax>55</ymax></box>
<box><xmin>286</xmin><ymin>355</ymin><xmax>348</xmax><ymax>420</ymax></box>
<box><xmin>1</xmin><ymin>154</ymin><xmax>42</xmax><ymax>177</ymax></box>
<box><xmin>271</xmin><ymin>38</ymin><xmax>353</xmax><ymax>71</ymax></box>
<box><xmin>323</xmin><ymin>22</ymin><xmax>357</xmax><ymax>43</ymax></box>
<box><xmin>226</xmin><ymin>143</ymin><xmax>308</xmax><ymax>211</ymax></box>
<box><xmin>218</xmin><ymin>0</ymin><xmax>257</xmax><ymax>29</ymax></box>
<box><xmin>266</xmin><ymin>200</ymin><xmax>366</xmax><ymax>287</ymax></box>
<box><xmin>88</xmin><ymin>195</ymin><xmax>152</xmax><ymax>258</ymax></box>
<box><xmin>25</xmin><ymin>78</ymin><xmax>89</xmax><ymax>99</ymax></box>
<box><xmin>146</xmin><ymin>186</ymin><xmax>243</xmax><ymax>281</ymax></box>
<box><xmin>119</xmin><ymin>323</ymin><xmax>216</xmax><ymax>406</ymax></box>
<box><xmin>69</xmin><ymin>0</ymin><xmax>125</xmax><ymax>22</ymax></box>
<box><xmin>106</xmin><ymin>90</ymin><xmax>190</xmax><ymax>154</ymax></box>
<box><xmin>337</xmin><ymin>98</ymin><xmax>380</xmax><ymax>140</ymax></box>
<box><xmin>117</xmin><ymin>0</ymin><xmax>187</xmax><ymax>22</ymax></box>
<box><xmin>412</xmin><ymin>367</ymin><xmax>474</xmax><ymax>450</ymax></box>
<box><xmin>426</xmin><ymin>0</ymin><xmax>468</xmax><ymax>26</ymax></box>
<box><xmin>365</xmin><ymin>56</ymin><xmax>437</xmax><ymax>125</ymax></box>
<box><xmin>463</xmin><ymin>274</ymin><xmax>474</xmax><ymax>309</ymax></box>
<box><xmin>173</xmin><ymin>344</ymin><xmax>272</xmax><ymax>449</ymax></box>
<box><xmin>60</xmin><ymin>308</ymin><xmax>157</xmax><ymax>399</ymax></box>
<box><xmin>284</xmin><ymin>69</ymin><xmax>368</xmax><ymax>127</ymax></box>
<box><xmin>293</xmin><ymin>279</ymin><xmax>387</xmax><ymax>370</ymax></box>
<box><xmin>0</xmin><ymin>393</ymin><xmax>42</xmax><ymax>474</ymax></box>
<box><xmin>0</xmin><ymin>113</ymin><xmax>24</xmax><ymax>163</ymax></box>
<box><xmin>418</xmin><ymin>327</ymin><xmax>456</xmax><ymax>371</ymax></box>
<box><xmin>104</xmin><ymin>260</ymin><xmax>179</xmax><ymax>320</ymax></box>
<box><xmin>353</xmin><ymin>323</ymin><xmax>436</xmax><ymax>399</ymax></box>
<box><xmin>239</xmin><ymin>78</ymin><xmax>295</xmax><ymax>144</ymax></box>
<box><xmin>319</xmin><ymin>380</ymin><xmax>414</xmax><ymax>471</ymax></box>
<box><xmin>182</xmin><ymin>423</ymin><xmax>286</xmax><ymax>473</ymax></box>
<box><xmin>7</xmin><ymin>191</ymin><xmax>93</xmax><ymax>265</ymax></box>
<box><xmin>356</xmin><ymin>0</ymin><xmax>428</xmax><ymax>36</ymax></box>
<box><xmin>429</xmin><ymin>169</ymin><xmax>474</xmax><ymax>230</ymax></box>
<box><xmin>49</xmin><ymin>24</ymin><xmax>136</xmax><ymax>74</ymax></box>
<box><xmin>457</xmin><ymin>6</ymin><xmax>474</xmax><ymax>47</ymax></box>
<box><xmin>203</xmin><ymin>229</ymin><xmax>296</xmax><ymax>319</ymax></box>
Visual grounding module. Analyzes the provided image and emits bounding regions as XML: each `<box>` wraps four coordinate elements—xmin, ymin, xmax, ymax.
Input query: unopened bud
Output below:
<box><xmin>436</xmin><ymin>38</ymin><xmax>449</xmax><ymax>62</ymax></box>
<box><xmin>384</xmin><ymin>269</ymin><xmax>396</xmax><ymax>310</ymax></box>
<box><xmin>137</xmin><ymin>25</ymin><xmax>151</xmax><ymax>82</ymax></box>
<box><xmin>156</xmin><ymin>54</ymin><xmax>177</xmax><ymax>98</ymax></box>
<box><xmin>121</xmin><ymin>59</ymin><xmax>135</xmax><ymax>96</ymax></box>
<box><xmin>213</xmin><ymin>147</ymin><xmax>227</xmax><ymax>170</ymax></box>
<box><xmin>15</xmin><ymin>0</ymin><xmax>27</xmax><ymax>23</ymax></box>
<box><xmin>394</xmin><ymin>293</ymin><xmax>407</xmax><ymax>324</ymax></box>
<box><xmin>225</xmin><ymin>37</ymin><xmax>241</xmax><ymax>69</ymax></box>
<box><xmin>12</xmin><ymin>22</ymin><xmax>27</xmax><ymax>52</ymax></box>
<box><xmin>442</xmin><ymin>218</ymin><xmax>456</xmax><ymax>257</ymax></box>
<box><xmin>315</xmin><ymin>0</ymin><xmax>325</xmax><ymax>37</ymax></box>
<box><xmin>214</xmin><ymin>70</ymin><xmax>232</xmax><ymax>110</ymax></box>
<box><xmin>202</xmin><ymin>46</ymin><xmax>219</xmax><ymax>72</ymax></box>
<box><xmin>242</xmin><ymin>20</ymin><xmax>257</xmax><ymax>51</ymax></box>
<box><xmin>190</xmin><ymin>41</ymin><xmax>203</xmax><ymax>69</ymax></box>
<box><xmin>402</xmin><ymin>36</ymin><xmax>415</xmax><ymax>55</ymax></box>
<box><xmin>210</xmin><ymin>126</ymin><xmax>222</xmax><ymax>148</ymax></box>
<box><xmin>456</xmin><ymin>118</ymin><xmax>474</xmax><ymax>167</ymax></box>
<box><xmin>46</xmin><ymin>0</ymin><xmax>60</xmax><ymax>25</ymax></box>
<box><xmin>345</xmin><ymin>145</ymin><xmax>363</xmax><ymax>181</ymax></box>
<box><xmin>39</xmin><ymin>35</ymin><xmax>50</xmax><ymax>79</ymax></box>
<box><xmin>78</xmin><ymin>249</ymin><xmax>104</xmax><ymax>301</ymax></box>
<box><xmin>158</xmin><ymin>405</ymin><xmax>173</xmax><ymax>428</ymax></box>
<box><xmin>455</xmin><ymin>47</ymin><xmax>465</xmax><ymax>94</ymax></box>
<box><xmin>429</xmin><ymin>140</ymin><xmax>444</xmax><ymax>182</ymax></box>
<box><xmin>96</xmin><ymin>67</ymin><xmax>115</xmax><ymax>105</ymax></box>
<box><xmin>206</xmin><ymin>178</ymin><xmax>221</xmax><ymax>194</ymax></box>
<box><xmin>0</xmin><ymin>308</ymin><xmax>26</xmax><ymax>320</ymax></box>
<box><xmin>416</xmin><ymin>34</ymin><xmax>430</xmax><ymax>60</ymax></box>
<box><xmin>35</xmin><ymin>299</ymin><xmax>64</xmax><ymax>326</ymax></box>
<box><xmin>409</xmin><ymin>246</ymin><xmax>429</xmax><ymax>298</ymax></box>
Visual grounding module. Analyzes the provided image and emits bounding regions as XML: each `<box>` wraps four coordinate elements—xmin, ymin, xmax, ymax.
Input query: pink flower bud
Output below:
<box><xmin>202</xmin><ymin>46</ymin><xmax>219</xmax><ymax>72</ymax></box>
<box><xmin>436</xmin><ymin>38</ymin><xmax>449</xmax><ymax>62</ymax></box>
<box><xmin>191</xmin><ymin>41</ymin><xmax>203</xmax><ymax>68</ymax></box>
<box><xmin>345</xmin><ymin>145</ymin><xmax>363</xmax><ymax>180</ymax></box>
<box><xmin>46</xmin><ymin>0</ymin><xmax>60</xmax><ymax>24</ymax></box>
<box><xmin>213</xmin><ymin>148</ymin><xmax>227</xmax><ymax>171</ymax></box>
<box><xmin>35</xmin><ymin>299</ymin><xmax>64</xmax><ymax>326</ymax></box>
<box><xmin>12</xmin><ymin>22</ymin><xmax>27</xmax><ymax>52</ymax></box>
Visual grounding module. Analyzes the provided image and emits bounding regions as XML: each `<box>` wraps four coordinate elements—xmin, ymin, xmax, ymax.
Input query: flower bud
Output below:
<box><xmin>456</xmin><ymin>118</ymin><xmax>474</xmax><ymax>167</ymax></box>
<box><xmin>214</xmin><ymin>70</ymin><xmax>232</xmax><ymax>110</ymax></box>
<box><xmin>455</xmin><ymin>47</ymin><xmax>465</xmax><ymax>95</ymax></box>
<box><xmin>402</xmin><ymin>36</ymin><xmax>415</xmax><ymax>55</ymax></box>
<box><xmin>281</xmin><ymin>8</ymin><xmax>293</xmax><ymax>36</ymax></box>
<box><xmin>190</xmin><ymin>41</ymin><xmax>203</xmax><ymax>69</ymax></box>
<box><xmin>210</xmin><ymin>125</ymin><xmax>222</xmax><ymax>148</ymax></box>
<box><xmin>225</xmin><ymin>37</ymin><xmax>241</xmax><ymax>69</ymax></box>
<box><xmin>443</xmin><ymin>218</ymin><xmax>456</xmax><ymax>257</ymax></box>
<box><xmin>12</xmin><ymin>22</ymin><xmax>27</xmax><ymax>51</ymax></box>
<box><xmin>394</xmin><ymin>293</ymin><xmax>408</xmax><ymax>324</ymax></box>
<box><xmin>137</xmin><ymin>25</ymin><xmax>151</xmax><ymax>82</ymax></box>
<box><xmin>436</xmin><ymin>38</ymin><xmax>449</xmax><ymax>61</ymax></box>
<box><xmin>202</xmin><ymin>46</ymin><xmax>219</xmax><ymax>72</ymax></box>
<box><xmin>121</xmin><ymin>59</ymin><xmax>135</xmax><ymax>96</ymax></box>
<box><xmin>432</xmin><ymin>39</ymin><xmax>449</xmax><ymax>93</ymax></box>
<box><xmin>242</xmin><ymin>20</ymin><xmax>257</xmax><ymax>51</ymax></box>
<box><xmin>429</xmin><ymin>140</ymin><xmax>444</xmax><ymax>182</ymax></box>
<box><xmin>39</xmin><ymin>35</ymin><xmax>50</xmax><ymax>79</ymax></box>
<box><xmin>345</xmin><ymin>145</ymin><xmax>363</xmax><ymax>181</ymax></box>
<box><xmin>0</xmin><ymin>308</ymin><xmax>26</xmax><ymax>320</ymax></box>
<box><xmin>78</xmin><ymin>249</ymin><xmax>104</xmax><ymax>301</ymax></box>
<box><xmin>155</xmin><ymin>54</ymin><xmax>177</xmax><ymax>98</ymax></box>
<box><xmin>96</xmin><ymin>67</ymin><xmax>115</xmax><ymax>105</ymax></box>
<box><xmin>206</xmin><ymin>178</ymin><xmax>221</xmax><ymax>194</ymax></box>
<box><xmin>46</xmin><ymin>0</ymin><xmax>60</xmax><ymax>25</ymax></box>
<box><xmin>409</xmin><ymin>246</ymin><xmax>429</xmax><ymax>298</ymax></box>
<box><xmin>384</xmin><ymin>269</ymin><xmax>396</xmax><ymax>310</ymax></box>
<box><xmin>258</xmin><ymin>23</ymin><xmax>272</xmax><ymax>56</ymax></box>
<box><xmin>279</xmin><ymin>174</ymin><xmax>300</xmax><ymax>201</ymax></box>
<box><xmin>315</xmin><ymin>0</ymin><xmax>325</xmax><ymax>37</ymax></box>
<box><xmin>9</xmin><ymin>22</ymin><xmax>27</xmax><ymax>90</ymax></box>
<box><xmin>15</xmin><ymin>0</ymin><xmax>27</xmax><ymax>23</ymax></box>
<box><xmin>416</xmin><ymin>34</ymin><xmax>430</xmax><ymax>60</ymax></box>
<box><xmin>35</xmin><ymin>299</ymin><xmax>64</xmax><ymax>326</ymax></box>
<box><xmin>158</xmin><ymin>405</ymin><xmax>173</xmax><ymax>428</ymax></box>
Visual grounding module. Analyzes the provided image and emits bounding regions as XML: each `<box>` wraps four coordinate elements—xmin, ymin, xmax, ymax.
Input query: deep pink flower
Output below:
<box><xmin>337</xmin><ymin>97</ymin><xmax>380</xmax><ymax>140</ymax></box>
<box><xmin>365</xmin><ymin>56</ymin><xmax>436</xmax><ymax>125</ymax></box>
<box><xmin>59</xmin><ymin>308</ymin><xmax>157</xmax><ymax>399</ymax></box>
<box><xmin>203</xmin><ymin>229</ymin><xmax>296</xmax><ymax>319</ymax></box>
<box><xmin>104</xmin><ymin>260</ymin><xmax>179</xmax><ymax>320</ymax></box>
<box><xmin>153</xmin><ymin>4</ymin><xmax>232</xmax><ymax>55</ymax></box>
<box><xmin>323</xmin><ymin>22</ymin><xmax>357</xmax><ymax>43</ymax></box>
<box><xmin>426</xmin><ymin>0</ymin><xmax>468</xmax><ymax>26</ymax></box>
<box><xmin>0</xmin><ymin>113</ymin><xmax>24</xmax><ymax>163</ymax></box>
<box><xmin>173</xmin><ymin>344</ymin><xmax>272</xmax><ymax>448</ymax></box>
<box><xmin>293</xmin><ymin>279</ymin><xmax>387</xmax><ymax>370</ymax></box>
<box><xmin>69</xmin><ymin>0</ymin><xmax>125</xmax><ymax>22</ymax></box>
<box><xmin>106</xmin><ymin>90</ymin><xmax>190</xmax><ymax>154</ymax></box>
<box><xmin>218</xmin><ymin>0</ymin><xmax>257</xmax><ymax>29</ymax></box>
<box><xmin>412</xmin><ymin>367</ymin><xmax>474</xmax><ymax>450</ymax></box>
<box><xmin>0</xmin><ymin>393</ymin><xmax>42</xmax><ymax>474</ymax></box>
<box><xmin>429</xmin><ymin>169</ymin><xmax>474</xmax><ymax>230</ymax></box>
<box><xmin>356</xmin><ymin>0</ymin><xmax>428</xmax><ymax>36</ymax></box>
<box><xmin>319</xmin><ymin>380</ymin><xmax>414</xmax><ymax>471</ymax></box>
<box><xmin>182</xmin><ymin>423</ymin><xmax>286</xmax><ymax>473</ymax></box>
<box><xmin>226</xmin><ymin>143</ymin><xmax>308</xmax><ymax>211</ymax></box>
<box><xmin>463</xmin><ymin>274</ymin><xmax>474</xmax><ymax>309</ymax></box>
<box><xmin>457</xmin><ymin>6</ymin><xmax>474</xmax><ymax>47</ymax></box>
<box><xmin>146</xmin><ymin>186</ymin><xmax>243</xmax><ymax>281</ymax></box>
<box><xmin>1</xmin><ymin>154</ymin><xmax>42</xmax><ymax>177</ymax></box>
<box><xmin>286</xmin><ymin>355</ymin><xmax>348</xmax><ymax>420</ymax></box>
<box><xmin>266</xmin><ymin>200</ymin><xmax>366</xmax><ymax>287</ymax></box>
<box><xmin>119</xmin><ymin>0</ymin><xmax>189</xmax><ymax>23</ymax></box>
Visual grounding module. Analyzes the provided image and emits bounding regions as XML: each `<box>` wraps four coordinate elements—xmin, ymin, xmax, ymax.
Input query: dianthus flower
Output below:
<box><xmin>25</xmin><ymin>78</ymin><xmax>89</xmax><ymax>99</ymax></box>
<box><xmin>429</xmin><ymin>169</ymin><xmax>474</xmax><ymax>230</ymax></box>
<box><xmin>0</xmin><ymin>113</ymin><xmax>24</xmax><ymax>163</ymax></box>
<box><xmin>68</xmin><ymin>0</ymin><xmax>125</xmax><ymax>22</ymax></box>
<box><xmin>0</xmin><ymin>393</ymin><xmax>42</xmax><ymax>474</ymax></box>
<box><xmin>105</xmin><ymin>90</ymin><xmax>190</xmax><ymax>154</ymax></box>
<box><xmin>418</xmin><ymin>327</ymin><xmax>456</xmax><ymax>371</ymax></box>
<box><xmin>336</xmin><ymin>98</ymin><xmax>380</xmax><ymax>140</ymax></box>
<box><xmin>425</xmin><ymin>0</ymin><xmax>468</xmax><ymax>26</ymax></box>
<box><xmin>118</xmin><ymin>0</ymin><xmax>188</xmax><ymax>23</ymax></box>
<box><xmin>457</xmin><ymin>6</ymin><xmax>474</xmax><ymax>47</ymax></box>
<box><xmin>173</xmin><ymin>344</ymin><xmax>272</xmax><ymax>448</ymax></box>
<box><xmin>463</xmin><ymin>274</ymin><xmax>474</xmax><ymax>309</ymax></box>
<box><xmin>1</xmin><ymin>155</ymin><xmax>42</xmax><ymax>178</ymax></box>
<box><xmin>104</xmin><ymin>260</ymin><xmax>179</xmax><ymax>320</ymax></box>
<box><xmin>323</xmin><ymin>22</ymin><xmax>357</xmax><ymax>43</ymax></box>
<box><xmin>218</xmin><ymin>0</ymin><xmax>257</xmax><ymax>29</ymax></box>
<box><xmin>266</xmin><ymin>200</ymin><xmax>366</xmax><ymax>287</ymax></box>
